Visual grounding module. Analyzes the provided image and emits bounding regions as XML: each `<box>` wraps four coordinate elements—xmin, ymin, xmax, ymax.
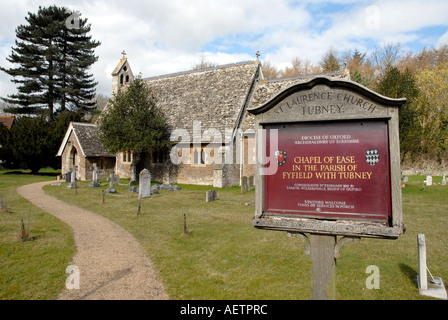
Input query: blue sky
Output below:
<box><xmin>1</xmin><ymin>0</ymin><xmax>448</xmax><ymax>98</ymax></box>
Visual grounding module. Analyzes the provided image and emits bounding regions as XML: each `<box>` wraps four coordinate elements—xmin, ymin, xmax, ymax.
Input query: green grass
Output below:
<box><xmin>0</xmin><ymin>169</ymin><xmax>76</xmax><ymax>300</ymax></box>
<box><xmin>40</xmin><ymin>175</ymin><xmax>447</xmax><ymax>300</ymax></box>
<box><xmin>1</xmin><ymin>169</ymin><xmax>446</xmax><ymax>299</ymax></box>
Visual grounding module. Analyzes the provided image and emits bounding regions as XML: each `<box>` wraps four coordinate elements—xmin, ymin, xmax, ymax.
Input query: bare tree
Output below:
<box><xmin>370</xmin><ymin>42</ymin><xmax>402</xmax><ymax>76</ymax></box>
<box><xmin>192</xmin><ymin>53</ymin><xmax>218</xmax><ymax>70</ymax></box>
<box><xmin>261</xmin><ymin>60</ymin><xmax>279</xmax><ymax>79</ymax></box>
<box><xmin>279</xmin><ymin>57</ymin><xmax>322</xmax><ymax>78</ymax></box>
<box><xmin>95</xmin><ymin>93</ymin><xmax>110</xmax><ymax>112</ymax></box>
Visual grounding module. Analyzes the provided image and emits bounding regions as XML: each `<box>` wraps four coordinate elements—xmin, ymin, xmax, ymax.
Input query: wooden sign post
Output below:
<box><xmin>248</xmin><ymin>77</ymin><xmax>406</xmax><ymax>299</ymax></box>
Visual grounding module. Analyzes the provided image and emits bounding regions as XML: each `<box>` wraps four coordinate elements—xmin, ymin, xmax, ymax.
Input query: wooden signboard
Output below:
<box><xmin>248</xmin><ymin>77</ymin><xmax>406</xmax><ymax>239</ymax></box>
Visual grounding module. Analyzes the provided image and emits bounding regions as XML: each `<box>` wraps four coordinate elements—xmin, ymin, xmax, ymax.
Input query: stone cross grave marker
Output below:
<box><xmin>67</xmin><ymin>170</ymin><xmax>77</xmax><ymax>189</ymax></box>
<box><xmin>89</xmin><ymin>164</ymin><xmax>100</xmax><ymax>188</ymax></box>
<box><xmin>139</xmin><ymin>169</ymin><xmax>151</xmax><ymax>199</ymax></box>
<box><xmin>106</xmin><ymin>172</ymin><xmax>117</xmax><ymax>194</ymax></box>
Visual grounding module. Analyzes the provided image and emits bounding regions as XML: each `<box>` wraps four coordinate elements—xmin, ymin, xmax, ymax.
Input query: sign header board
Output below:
<box><xmin>248</xmin><ymin>77</ymin><xmax>406</xmax><ymax>239</ymax></box>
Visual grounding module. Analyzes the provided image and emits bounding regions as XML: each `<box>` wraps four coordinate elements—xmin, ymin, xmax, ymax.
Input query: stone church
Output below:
<box><xmin>57</xmin><ymin>53</ymin><xmax>350</xmax><ymax>187</ymax></box>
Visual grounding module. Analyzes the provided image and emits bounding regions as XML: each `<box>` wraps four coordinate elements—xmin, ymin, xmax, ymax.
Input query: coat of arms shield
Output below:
<box><xmin>366</xmin><ymin>149</ymin><xmax>380</xmax><ymax>166</ymax></box>
<box><xmin>275</xmin><ymin>150</ymin><xmax>287</xmax><ymax>166</ymax></box>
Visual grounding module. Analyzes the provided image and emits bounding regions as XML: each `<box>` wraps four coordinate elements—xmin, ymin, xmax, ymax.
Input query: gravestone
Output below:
<box><xmin>138</xmin><ymin>169</ymin><xmax>151</xmax><ymax>199</ymax></box>
<box><xmin>442</xmin><ymin>175</ymin><xmax>446</xmax><ymax>185</ymax></box>
<box><xmin>156</xmin><ymin>184</ymin><xmax>181</xmax><ymax>191</ymax></box>
<box><xmin>241</xmin><ymin>176</ymin><xmax>248</xmax><ymax>193</ymax></box>
<box><xmin>89</xmin><ymin>164</ymin><xmax>100</xmax><ymax>188</ymax></box>
<box><xmin>248</xmin><ymin>176</ymin><xmax>254</xmax><ymax>191</ymax></box>
<box><xmin>206</xmin><ymin>190</ymin><xmax>217</xmax><ymax>202</ymax></box>
<box><xmin>67</xmin><ymin>170</ymin><xmax>77</xmax><ymax>189</ymax></box>
<box><xmin>65</xmin><ymin>170</ymin><xmax>72</xmax><ymax>183</ymax></box>
<box><xmin>402</xmin><ymin>176</ymin><xmax>408</xmax><ymax>183</ymax></box>
<box><xmin>425</xmin><ymin>175</ymin><xmax>433</xmax><ymax>186</ymax></box>
<box><xmin>417</xmin><ymin>234</ymin><xmax>447</xmax><ymax>299</ymax></box>
<box><xmin>106</xmin><ymin>172</ymin><xmax>117</xmax><ymax>194</ymax></box>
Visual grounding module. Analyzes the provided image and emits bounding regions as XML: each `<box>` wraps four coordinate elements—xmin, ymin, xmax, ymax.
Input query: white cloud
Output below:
<box><xmin>1</xmin><ymin>0</ymin><xmax>448</xmax><ymax>99</ymax></box>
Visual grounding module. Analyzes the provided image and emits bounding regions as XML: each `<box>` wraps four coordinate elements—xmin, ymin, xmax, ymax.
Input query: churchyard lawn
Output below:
<box><xmin>0</xmin><ymin>169</ymin><xmax>76</xmax><ymax>299</ymax></box>
<box><xmin>1</xmin><ymin>170</ymin><xmax>446</xmax><ymax>299</ymax></box>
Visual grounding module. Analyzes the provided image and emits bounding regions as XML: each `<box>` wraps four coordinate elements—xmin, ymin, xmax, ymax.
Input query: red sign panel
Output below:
<box><xmin>264</xmin><ymin>120</ymin><xmax>391</xmax><ymax>221</ymax></box>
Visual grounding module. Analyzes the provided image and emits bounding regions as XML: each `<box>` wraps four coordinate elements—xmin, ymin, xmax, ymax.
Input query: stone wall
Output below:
<box><xmin>60</xmin><ymin>131</ymin><xmax>115</xmax><ymax>181</ymax></box>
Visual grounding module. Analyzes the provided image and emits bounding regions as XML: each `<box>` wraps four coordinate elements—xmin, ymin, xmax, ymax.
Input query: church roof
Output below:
<box><xmin>57</xmin><ymin>122</ymin><xmax>115</xmax><ymax>157</ymax></box>
<box><xmin>143</xmin><ymin>60</ymin><xmax>261</xmax><ymax>142</ymax></box>
<box><xmin>241</xmin><ymin>70</ymin><xmax>351</xmax><ymax>130</ymax></box>
<box><xmin>112</xmin><ymin>57</ymin><xmax>128</xmax><ymax>76</ymax></box>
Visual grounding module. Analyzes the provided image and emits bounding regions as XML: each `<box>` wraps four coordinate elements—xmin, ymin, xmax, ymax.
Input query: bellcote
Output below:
<box><xmin>112</xmin><ymin>51</ymin><xmax>134</xmax><ymax>95</ymax></box>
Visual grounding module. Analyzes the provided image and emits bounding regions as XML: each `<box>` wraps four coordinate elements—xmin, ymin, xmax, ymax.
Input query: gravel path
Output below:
<box><xmin>17</xmin><ymin>180</ymin><xmax>169</xmax><ymax>300</ymax></box>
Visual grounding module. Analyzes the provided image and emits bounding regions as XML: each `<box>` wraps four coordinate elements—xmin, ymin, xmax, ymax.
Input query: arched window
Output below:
<box><xmin>193</xmin><ymin>149</ymin><xmax>198</xmax><ymax>164</ymax></box>
<box><xmin>120</xmin><ymin>74</ymin><xmax>124</xmax><ymax>84</ymax></box>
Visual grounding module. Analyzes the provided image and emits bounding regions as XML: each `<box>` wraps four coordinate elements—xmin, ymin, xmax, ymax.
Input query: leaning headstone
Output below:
<box><xmin>417</xmin><ymin>234</ymin><xmax>447</xmax><ymax>299</ymax></box>
<box><xmin>417</xmin><ymin>234</ymin><xmax>428</xmax><ymax>291</ymax></box>
<box><xmin>67</xmin><ymin>170</ymin><xmax>77</xmax><ymax>189</ymax></box>
<box><xmin>89</xmin><ymin>164</ymin><xmax>100</xmax><ymax>188</ymax></box>
<box><xmin>138</xmin><ymin>169</ymin><xmax>151</xmax><ymax>199</ymax></box>
<box><xmin>206</xmin><ymin>190</ymin><xmax>217</xmax><ymax>202</ymax></box>
<box><xmin>106</xmin><ymin>172</ymin><xmax>117</xmax><ymax>194</ymax></box>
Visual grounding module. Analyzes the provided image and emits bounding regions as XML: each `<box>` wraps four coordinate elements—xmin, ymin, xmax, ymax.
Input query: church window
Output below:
<box><xmin>152</xmin><ymin>150</ymin><xmax>166</xmax><ymax>164</ymax></box>
<box><xmin>122</xmin><ymin>151</ymin><xmax>132</xmax><ymax>163</ymax></box>
<box><xmin>192</xmin><ymin>146</ymin><xmax>206</xmax><ymax>165</ymax></box>
<box><xmin>193</xmin><ymin>149</ymin><xmax>198</xmax><ymax>164</ymax></box>
<box><xmin>120</xmin><ymin>74</ymin><xmax>124</xmax><ymax>84</ymax></box>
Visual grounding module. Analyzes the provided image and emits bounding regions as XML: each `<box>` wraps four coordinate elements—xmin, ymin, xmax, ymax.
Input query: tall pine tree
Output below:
<box><xmin>0</xmin><ymin>6</ymin><xmax>100</xmax><ymax>119</ymax></box>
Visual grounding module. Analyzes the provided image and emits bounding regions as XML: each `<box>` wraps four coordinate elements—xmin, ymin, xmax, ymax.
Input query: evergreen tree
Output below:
<box><xmin>99</xmin><ymin>76</ymin><xmax>170</xmax><ymax>181</ymax></box>
<box><xmin>0</xmin><ymin>6</ymin><xmax>100</xmax><ymax>119</ymax></box>
<box><xmin>5</xmin><ymin>110</ymin><xmax>83</xmax><ymax>173</ymax></box>
<box><xmin>321</xmin><ymin>47</ymin><xmax>340</xmax><ymax>72</ymax></box>
<box><xmin>376</xmin><ymin>67</ymin><xmax>421</xmax><ymax>161</ymax></box>
<box><xmin>351</xmin><ymin>69</ymin><xmax>370</xmax><ymax>87</ymax></box>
